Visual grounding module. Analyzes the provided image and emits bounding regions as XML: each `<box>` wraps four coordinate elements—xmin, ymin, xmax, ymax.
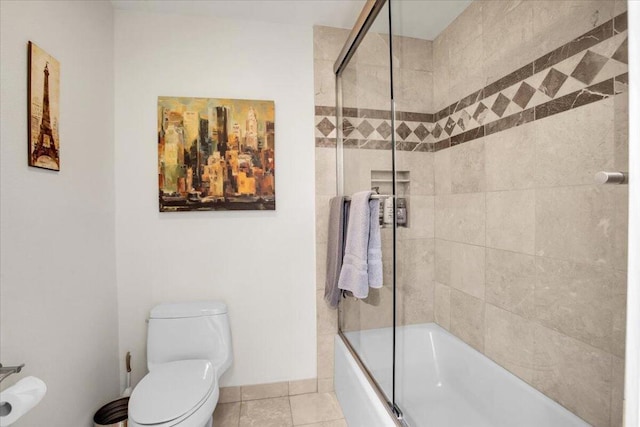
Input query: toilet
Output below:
<box><xmin>128</xmin><ymin>301</ymin><xmax>232</xmax><ymax>427</ymax></box>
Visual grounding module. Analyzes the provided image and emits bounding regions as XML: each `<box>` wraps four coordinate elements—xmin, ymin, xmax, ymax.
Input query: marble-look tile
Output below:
<box><xmin>434</xmin><ymin>239</ymin><xmax>452</xmax><ymax>285</ymax></box>
<box><xmin>449</xmin><ymin>36</ymin><xmax>485</xmax><ymax>109</ymax></box>
<box><xmin>434</xmin><ymin>282</ymin><xmax>451</xmax><ymax>330</ymax></box>
<box><xmin>400</xmin><ymin>280</ymin><xmax>435</xmax><ymax>325</ymax></box>
<box><xmin>317</xmin><ymin>290</ymin><xmax>337</xmax><ymax>336</ymax></box>
<box><xmin>531</xmin><ymin>0</ymin><xmax>615</xmax><ymax>63</ymax></box>
<box><xmin>435</xmin><ymin>193</ymin><xmax>486</xmax><ymax>246</ymax></box>
<box><xmin>239</xmin><ymin>397</ymin><xmax>293</xmax><ymax>427</ymax></box>
<box><xmin>354</xmin><ymin>30</ymin><xmax>391</xmax><ymax>68</ymax></box>
<box><xmin>289</xmin><ymin>379</ymin><xmax>318</xmax><ymax>396</ymax></box>
<box><xmin>315</xmin><ymin>196</ymin><xmax>331</xmax><ymax>244</ymax></box>
<box><xmin>485</xmin><ymin>122</ymin><xmax>535</xmax><ymax>191</ymax></box>
<box><xmin>611</xmin><ymin>269</ymin><xmax>627</xmax><ymax>358</ymax></box>
<box><xmin>532</xmin><ymin>324</ymin><xmax>612</xmax><ymax>427</ymax></box>
<box><xmin>397</xmin><ymin>196</ymin><xmax>434</xmax><ymax>240</ymax></box>
<box><xmin>241</xmin><ymin>382</ymin><xmax>289</xmax><ymax>401</ymax></box>
<box><xmin>485</xmin><ymin>303</ymin><xmax>535</xmax><ymax>383</ymax></box>
<box><xmin>394</xmin><ymin>68</ymin><xmax>433</xmax><ymax>114</ymax></box>
<box><xmin>317</xmin><ymin>378</ymin><xmax>334</xmax><ymax>393</ymax></box>
<box><xmin>397</xmin><ymin>238</ymin><xmax>435</xmax><ymax>289</ymax></box>
<box><xmin>433</xmin><ymin>32</ymin><xmax>451</xmax><ymax>111</ymax></box>
<box><xmin>315</xmin><ymin>148</ymin><xmax>336</xmax><ymax>197</ymax></box>
<box><xmin>450</xmin><ymin>139</ymin><xmax>485</xmax><ymax>193</ymax></box>
<box><xmin>486</xmin><ymin>189</ymin><xmax>535</xmax><ymax>254</ymax></box>
<box><xmin>213</xmin><ymin>402</ymin><xmax>241</xmax><ymax>427</ymax></box>
<box><xmin>535</xmin><ymin>98</ymin><xmax>614</xmax><ymax>188</ymax></box>
<box><xmin>611</xmin><ymin>356</ymin><xmax>625</xmax><ymax>427</ymax></box>
<box><xmin>614</xmin><ymin>89</ymin><xmax>628</xmax><ymax>172</ymax></box>
<box><xmin>535</xmin><ymin>257</ymin><xmax>618</xmax><ymax>354</ymax></box>
<box><xmin>614</xmin><ymin>0</ymin><xmax>627</xmax><ymax>16</ymax></box>
<box><xmin>313</xmin><ymin>25</ymin><xmax>350</xmax><ymax>61</ymax></box>
<box><xmin>317</xmin><ymin>334</ymin><xmax>335</xmax><ymax>380</ymax></box>
<box><xmin>396</xmin><ymin>151</ymin><xmax>434</xmax><ymax>196</ymax></box>
<box><xmin>612</xmin><ymin>186</ymin><xmax>628</xmax><ymax>272</ymax></box>
<box><xmin>219</xmin><ymin>386</ymin><xmax>242</xmax><ymax>403</ymax></box>
<box><xmin>448</xmin><ymin>242</ymin><xmax>485</xmax><ymax>299</ymax></box>
<box><xmin>289</xmin><ymin>393</ymin><xmax>344</xmax><ymax>425</ymax></box>
<box><xmin>434</xmin><ymin>149</ymin><xmax>451</xmax><ymax>195</ymax></box>
<box><xmin>314</xmin><ymin>60</ymin><xmax>337</xmax><ymax>108</ymax></box>
<box><xmin>536</xmin><ymin>185</ymin><xmax>617</xmax><ymax>266</ymax></box>
<box><xmin>450</xmin><ymin>289</ymin><xmax>485</xmax><ymax>352</ymax></box>
<box><xmin>316</xmin><ymin>242</ymin><xmax>327</xmax><ymax>291</ymax></box>
<box><xmin>341</xmin><ymin>64</ymin><xmax>392</xmax><ymax>112</ymax></box>
<box><xmin>393</xmin><ymin>36</ymin><xmax>433</xmax><ymax>71</ymax></box>
<box><xmin>358</xmin><ymin>286</ymin><xmax>395</xmax><ymax>330</ymax></box>
<box><xmin>482</xmin><ymin>0</ymin><xmax>535</xmax><ymax>85</ymax></box>
<box><xmin>485</xmin><ymin>248</ymin><xmax>535</xmax><ymax>319</ymax></box>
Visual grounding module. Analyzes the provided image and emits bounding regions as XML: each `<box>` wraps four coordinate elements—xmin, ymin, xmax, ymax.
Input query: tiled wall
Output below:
<box><xmin>313</xmin><ymin>1</ymin><xmax>628</xmax><ymax>426</ymax></box>
<box><xmin>430</xmin><ymin>2</ymin><xmax>628</xmax><ymax>427</ymax></box>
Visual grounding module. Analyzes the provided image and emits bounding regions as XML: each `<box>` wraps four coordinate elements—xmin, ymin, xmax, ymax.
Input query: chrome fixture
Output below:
<box><xmin>343</xmin><ymin>194</ymin><xmax>395</xmax><ymax>201</ymax></box>
<box><xmin>595</xmin><ymin>171</ymin><xmax>628</xmax><ymax>184</ymax></box>
<box><xmin>0</xmin><ymin>363</ymin><xmax>25</xmax><ymax>383</ymax></box>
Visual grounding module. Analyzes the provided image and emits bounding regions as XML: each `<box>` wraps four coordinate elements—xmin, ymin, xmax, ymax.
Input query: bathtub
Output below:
<box><xmin>335</xmin><ymin>323</ymin><xmax>590</xmax><ymax>427</ymax></box>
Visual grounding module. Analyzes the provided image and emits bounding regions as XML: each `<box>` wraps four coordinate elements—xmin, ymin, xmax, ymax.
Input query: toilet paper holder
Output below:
<box><xmin>0</xmin><ymin>364</ymin><xmax>25</xmax><ymax>384</ymax></box>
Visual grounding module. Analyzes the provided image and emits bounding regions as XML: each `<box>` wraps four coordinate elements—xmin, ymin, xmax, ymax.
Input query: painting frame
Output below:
<box><xmin>157</xmin><ymin>96</ymin><xmax>276</xmax><ymax>212</ymax></box>
<box><xmin>28</xmin><ymin>41</ymin><xmax>61</xmax><ymax>171</ymax></box>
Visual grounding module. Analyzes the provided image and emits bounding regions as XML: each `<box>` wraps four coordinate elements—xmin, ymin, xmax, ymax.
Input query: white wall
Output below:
<box><xmin>626</xmin><ymin>2</ymin><xmax>640</xmax><ymax>425</ymax></box>
<box><xmin>0</xmin><ymin>1</ymin><xmax>119</xmax><ymax>426</ymax></box>
<box><xmin>114</xmin><ymin>10</ymin><xmax>317</xmax><ymax>388</ymax></box>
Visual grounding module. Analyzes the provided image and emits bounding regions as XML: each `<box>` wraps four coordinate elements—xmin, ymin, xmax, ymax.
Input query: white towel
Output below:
<box><xmin>338</xmin><ymin>190</ymin><xmax>383</xmax><ymax>299</ymax></box>
<box><xmin>368</xmin><ymin>198</ymin><xmax>383</xmax><ymax>288</ymax></box>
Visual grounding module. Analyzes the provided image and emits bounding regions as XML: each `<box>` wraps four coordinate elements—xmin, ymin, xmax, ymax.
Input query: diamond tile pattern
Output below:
<box><xmin>491</xmin><ymin>93</ymin><xmax>511</xmax><ymax>117</ymax></box>
<box><xmin>316</xmin><ymin>117</ymin><xmax>335</xmax><ymax>137</ymax></box>
<box><xmin>512</xmin><ymin>82</ymin><xmax>536</xmax><ymax>109</ymax></box>
<box><xmin>571</xmin><ymin>50</ymin><xmax>609</xmax><ymax>84</ymax></box>
<box><xmin>342</xmin><ymin>118</ymin><xmax>354</xmax><ymax>137</ymax></box>
<box><xmin>396</xmin><ymin>122</ymin><xmax>412</xmax><ymax>140</ymax></box>
<box><xmin>413</xmin><ymin>123</ymin><xmax>430</xmax><ymax>141</ymax></box>
<box><xmin>357</xmin><ymin>120</ymin><xmax>375</xmax><ymax>138</ymax></box>
<box><xmin>376</xmin><ymin>121</ymin><xmax>392</xmax><ymax>139</ymax></box>
<box><xmin>444</xmin><ymin>117</ymin><xmax>456</xmax><ymax>136</ymax></box>
<box><xmin>539</xmin><ymin>68</ymin><xmax>568</xmax><ymax>98</ymax></box>
<box><xmin>316</xmin><ymin>17</ymin><xmax>628</xmax><ymax>150</ymax></box>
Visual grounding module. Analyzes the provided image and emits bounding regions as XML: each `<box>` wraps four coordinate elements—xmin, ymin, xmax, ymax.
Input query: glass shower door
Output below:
<box><xmin>336</xmin><ymin>0</ymin><xmax>398</xmax><ymax>412</ymax></box>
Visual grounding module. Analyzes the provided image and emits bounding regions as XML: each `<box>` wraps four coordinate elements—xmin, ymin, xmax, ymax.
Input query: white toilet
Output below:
<box><xmin>128</xmin><ymin>301</ymin><xmax>233</xmax><ymax>427</ymax></box>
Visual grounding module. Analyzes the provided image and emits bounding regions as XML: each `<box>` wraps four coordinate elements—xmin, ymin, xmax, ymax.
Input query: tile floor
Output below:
<box><xmin>213</xmin><ymin>392</ymin><xmax>347</xmax><ymax>427</ymax></box>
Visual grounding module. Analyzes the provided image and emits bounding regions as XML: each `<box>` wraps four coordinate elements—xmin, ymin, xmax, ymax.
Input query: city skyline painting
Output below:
<box><xmin>28</xmin><ymin>42</ymin><xmax>60</xmax><ymax>171</ymax></box>
<box><xmin>158</xmin><ymin>96</ymin><xmax>275</xmax><ymax>212</ymax></box>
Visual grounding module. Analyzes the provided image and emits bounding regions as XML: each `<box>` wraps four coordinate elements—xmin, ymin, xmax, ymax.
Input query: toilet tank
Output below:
<box><xmin>147</xmin><ymin>301</ymin><xmax>232</xmax><ymax>377</ymax></box>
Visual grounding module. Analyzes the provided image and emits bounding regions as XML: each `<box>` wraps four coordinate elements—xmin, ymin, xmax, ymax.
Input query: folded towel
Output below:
<box><xmin>324</xmin><ymin>196</ymin><xmax>345</xmax><ymax>309</ymax></box>
<box><xmin>368</xmin><ymin>198</ymin><xmax>383</xmax><ymax>288</ymax></box>
<box><xmin>338</xmin><ymin>190</ymin><xmax>382</xmax><ymax>299</ymax></box>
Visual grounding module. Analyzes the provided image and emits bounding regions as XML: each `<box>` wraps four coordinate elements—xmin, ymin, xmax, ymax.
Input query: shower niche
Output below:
<box><xmin>371</xmin><ymin>170</ymin><xmax>410</xmax><ymax>228</ymax></box>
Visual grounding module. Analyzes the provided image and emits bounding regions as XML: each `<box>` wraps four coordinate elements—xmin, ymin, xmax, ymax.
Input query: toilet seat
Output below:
<box><xmin>129</xmin><ymin>359</ymin><xmax>217</xmax><ymax>426</ymax></box>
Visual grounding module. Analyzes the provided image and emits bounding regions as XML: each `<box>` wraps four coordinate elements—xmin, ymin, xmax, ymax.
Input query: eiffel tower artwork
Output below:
<box><xmin>28</xmin><ymin>42</ymin><xmax>60</xmax><ymax>171</ymax></box>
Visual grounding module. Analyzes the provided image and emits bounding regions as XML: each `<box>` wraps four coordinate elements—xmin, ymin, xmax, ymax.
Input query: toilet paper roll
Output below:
<box><xmin>0</xmin><ymin>376</ymin><xmax>47</xmax><ymax>426</ymax></box>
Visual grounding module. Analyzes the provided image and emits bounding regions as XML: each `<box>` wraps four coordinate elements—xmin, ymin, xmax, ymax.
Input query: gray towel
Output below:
<box><xmin>338</xmin><ymin>191</ymin><xmax>383</xmax><ymax>299</ymax></box>
<box><xmin>324</xmin><ymin>196</ymin><xmax>345</xmax><ymax>309</ymax></box>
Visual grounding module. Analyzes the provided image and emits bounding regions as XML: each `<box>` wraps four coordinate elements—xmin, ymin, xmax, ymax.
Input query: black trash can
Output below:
<box><xmin>93</xmin><ymin>397</ymin><xmax>129</xmax><ymax>427</ymax></box>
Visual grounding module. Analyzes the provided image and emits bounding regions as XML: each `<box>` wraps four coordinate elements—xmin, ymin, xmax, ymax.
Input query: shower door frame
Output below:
<box><xmin>334</xmin><ymin>0</ymin><xmax>405</xmax><ymax>425</ymax></box>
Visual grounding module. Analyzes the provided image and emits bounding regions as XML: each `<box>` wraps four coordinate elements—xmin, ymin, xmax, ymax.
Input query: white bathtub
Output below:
<box><xmin>336</xmin><ymin>323</ymin><xmax>590</xmax><ymax>427</ymax></box>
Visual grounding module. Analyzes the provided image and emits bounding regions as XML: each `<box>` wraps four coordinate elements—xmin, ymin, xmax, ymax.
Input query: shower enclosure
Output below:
<box><xmin>329</xmin><ymin>0</ymin><xmax>630</xmax><ymax>426</ymax></box>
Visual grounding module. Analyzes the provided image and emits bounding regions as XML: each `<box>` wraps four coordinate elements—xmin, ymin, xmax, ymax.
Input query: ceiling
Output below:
<box><xmin>111</xmin><ymin>0</ymin><xmax>471</xmax><ymax>41</ymax></box>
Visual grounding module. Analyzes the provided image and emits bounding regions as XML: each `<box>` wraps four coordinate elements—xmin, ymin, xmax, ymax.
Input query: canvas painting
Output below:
<box><xmin>158</xmin><ymin>97</ymin><xmax>275</xmax><ymax>212</ymax></box>
<box><xmin>28</xmin><ymin>42</ymin><xmax>60</xmax><ymax>171</ymax></box>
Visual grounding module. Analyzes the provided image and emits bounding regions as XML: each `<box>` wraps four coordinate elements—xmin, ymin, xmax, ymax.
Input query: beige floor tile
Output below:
<box><xmin>213</xmin><ymin>402</ymin><xmax>241</xmax><ymax>427</ymax></box>
<box><xmin>297</xmin><ymin>420</ymin><xmax>348</xmax><ymax>427</ymax></box>
<box><xmin>241</xmin><ymin>382</ymin><xmax>288</xmax><ymax>401</ymax></box>
<box><xmin>289</xmin><ymin>392</ymin><xmax>344</xmax><ymax>425</ymax></box>
<box><xmin>239</xmin><ymin>397</ymin><xmax>293</xmax><ymax>427</ymax></box>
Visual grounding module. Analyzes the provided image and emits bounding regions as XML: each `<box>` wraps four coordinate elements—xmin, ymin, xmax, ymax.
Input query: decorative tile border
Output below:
<box><xmin>315</xmin><ymin>12</ymin><xmax>628</xmax><ymax>152</ymax></box>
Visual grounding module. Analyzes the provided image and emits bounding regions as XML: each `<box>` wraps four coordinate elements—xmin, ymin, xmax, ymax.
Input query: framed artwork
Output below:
<box><xmin>158</xmin><ymin>97</ymin><xmax>275</xmax><ymax>212</ymax></box>
<box><xmin>28</xmin><ymin>42</ymin><xmax>60</xmax><ymax>171</ymax></box>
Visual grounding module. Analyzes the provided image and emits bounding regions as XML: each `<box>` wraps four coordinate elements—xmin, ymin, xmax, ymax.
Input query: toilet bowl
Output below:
<box><xmin>128</xmin><ymin>302</ymin><xmax>232</xmax><ymax>427</ymax></box>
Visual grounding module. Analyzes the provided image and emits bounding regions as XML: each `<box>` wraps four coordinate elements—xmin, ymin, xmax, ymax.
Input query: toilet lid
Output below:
<box><xmin>129</xmin><ymin>359</ymin><xmax>215</xmax><ymax>425</ymax></box>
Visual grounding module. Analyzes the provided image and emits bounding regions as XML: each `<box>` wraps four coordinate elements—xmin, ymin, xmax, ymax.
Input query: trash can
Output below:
<box><xmin>93</xmin><ymin>397</ymin><xmax>129</xmax><ymax>427</ymax></box>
